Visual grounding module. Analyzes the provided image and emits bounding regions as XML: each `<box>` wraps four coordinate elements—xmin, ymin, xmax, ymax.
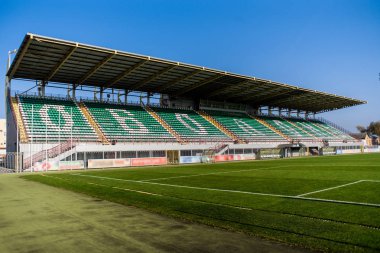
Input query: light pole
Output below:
<box><xmin>5</xmin><ymin>49</ymin><xmax>17</xmax><ymax>114</ymax></box>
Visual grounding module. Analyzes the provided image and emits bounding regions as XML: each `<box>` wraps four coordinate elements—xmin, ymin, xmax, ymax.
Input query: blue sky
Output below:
<box><xmin>0</xmin><ymin>0</ymin><xmax>379</xmax><ymax>131</ymax></box>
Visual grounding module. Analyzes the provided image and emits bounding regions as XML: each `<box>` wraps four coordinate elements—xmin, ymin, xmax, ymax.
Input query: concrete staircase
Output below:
<box><xmin>23</xmin><ymin>139</ymin><xmax>77</xmax><ymax>170</ymax></box>
<box><xmin>197</xmin><ymin>110</ymin><xmax>246</xmax><ymax>144</ymax></box>
<box><xmin>144</xmin><ymin>105</ymin><xmax>185</xmax><ymax>144</ymax></box>
<box><xmin>11</xmin><ymin>97</ymin><xmax>29</xmax><ymax>143</ymax></box>
<box><xmin>78</xmin><ymin>102</ymin><xmax>110</xmax><ymax>144</ymax></box>
<box><xmin>280</xmin><ymin>116</ymin><xmax>319</xmax><ymax>141</ymax></box>
<box><xmin>250</xmin><ymin>115</ymin><xmax>292</xmax><ymax>142</ymax></box>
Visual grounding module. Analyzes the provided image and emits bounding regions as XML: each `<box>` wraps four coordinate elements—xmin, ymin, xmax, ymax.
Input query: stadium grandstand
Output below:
<box><xmin>4</xmin><ymin>33</ymin><xmax>367</xmax><ymax>172</ymax></box>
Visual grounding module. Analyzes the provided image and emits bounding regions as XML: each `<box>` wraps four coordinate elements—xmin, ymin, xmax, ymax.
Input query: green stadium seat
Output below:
<box><xmin>18</xmin><ymin>95</ymin><xmax>98</xmax><ymax>142</ymax></box>
<box><xmin>307</xmin><ymin>119</ymin><xmax>355</xmax><ymax>141</ymax></box>
<box><xmin>257</xmin><ymin>116</ymin><xmax>313</xmax><ymax>140</ymax></box>
<box><xmin>204</xmin><ymin>110</ymin><xmax>286</xmax><ymax>142</ymax></box>
<box><xmin>84</xmin><ymin>101</ymin><xmax>175</xmax><ymax>142</ymax></box>
<box><xmin>152</xmin><ymin>107</ymin><xmax>230</xmax><ymax>142</ymax></box>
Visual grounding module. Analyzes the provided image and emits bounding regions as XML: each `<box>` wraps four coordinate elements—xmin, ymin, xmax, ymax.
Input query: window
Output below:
<box><xmin>180</xmin><ymin>150</ymin><xmax>191</xmax><ymax>156</ymax></box>
<box><xmin>137</xmin><ymin>151</ymin><xmax>150</xmax><ymax>158</ymax></box>
<box><xmin>153</xmin><ymin>150</ymin><xmax>165</xmax><ymax>157</ymax></box>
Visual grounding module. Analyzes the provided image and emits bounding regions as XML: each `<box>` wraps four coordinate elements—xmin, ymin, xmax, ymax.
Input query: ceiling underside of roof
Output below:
<box><xmin>7</xmin><ymin>34</ymin><xmax>366</xmax><ymax>113</ymax></box>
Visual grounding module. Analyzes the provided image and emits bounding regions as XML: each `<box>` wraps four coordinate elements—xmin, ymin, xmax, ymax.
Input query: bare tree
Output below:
<box><xmin>356</xmin><ymin>125</ymin><xmax>367</xmax><ymax>133</ymax></box>
<box><xmin>368</xmin><ymin>121</ymin><xmax>380</xmax><ymax>135</ymax></box>
<box><xmin>357</xmin><ymin>121</ymin><xmax>380</xmax><ymax>135</ymax></box>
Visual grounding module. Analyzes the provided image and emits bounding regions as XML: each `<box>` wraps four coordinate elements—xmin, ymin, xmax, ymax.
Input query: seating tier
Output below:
<box><xmin>84</xmin><ymin>102</ymin><xmax>175</xmax><ymax>142</ymax></box>
<box><xmin>152</xmin><ymin>107</ymin><xmax>229</xmax><ymax>142</ymax></box>
<box><xmin>18</xmin><ymin>96</ymin><xmax>98</xmax><ymax>142</ymax></box>
<box><xmin>258</xmin><ymin>116</ymin><xmax>313</xmax><ymax>140</ymax></box>
<box><xmin>204</xmin><ymin>110</ymin><xmax>285</xmax><ymax>142</ymax></box>
<box><xmin>307</xmin><ymin>119</ymin><xmax>355</xmax><ymax>141</ymax></box>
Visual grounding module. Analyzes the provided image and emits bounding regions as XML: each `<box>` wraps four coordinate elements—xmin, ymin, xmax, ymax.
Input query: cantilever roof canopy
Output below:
<box><xmin>8</xmin><ymin>33</ymin><xmax>366</xmax><ymax>113</ymax></box>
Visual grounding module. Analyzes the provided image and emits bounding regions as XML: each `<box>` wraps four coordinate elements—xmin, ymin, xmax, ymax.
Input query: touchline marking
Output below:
<box><xmin>83</xmin><ymin>180</ymin><xmax>380</xmax><ymax>230</ymax></box>
<box><xmin>75</xmin><ymin>173</ymin><xmax>288</xmax><ymax>198</ymax></box>
<box><xmin>363</xmin><ymin>179</ymin><xmax>380</xmax><ymax>183</ymax></box>
<box><xmin>296</xmin><ymin>165</ymin><xmax>380</xmax><ymax>167</ymax></box>
<box><xmin>297</xmin><ymin>180</ymin><xmax>364</xmax><ymax>197</ymax></box>
<box><xmin>140</xmin><ymin>165</ymin><xmax>291</xmax><ymax>182</ymax></box>
<box><xmin>297</xmin><ymin>179</ymin><xmax>380</xmax><ymax>197</ymax></box>
<box><xmin>87</xmin><ymin>181</ymin><xmax>253</xmax><ymax>211</ymax></box>
<box><xmin>87</xmin><ymin>182</ymin><xmax>162</xmax><ymax>196</ymax></box>
<box><xmin>72</xmin><ymin>174</ymin><xmax>380</xmax><ymax>208</ymax></box>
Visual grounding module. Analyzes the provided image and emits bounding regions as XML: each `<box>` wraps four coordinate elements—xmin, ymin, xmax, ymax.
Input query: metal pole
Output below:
<box><xmin>16</xmin><ymin>105</ymin><xmax>19</xmax><ymax>173</ymax></box>
<box><xmin>45</xmin><ymin>109</ymin><xmax>48</xmax><ymax>172</ymax></box>
<box><xmin>71</xmin><ymin>107</ymin><xmax>73</xmax><ymax>170</ymax></box>
<box><xmin>31</xmin><ymin>104</ymin><xmax>34</xmax><ymax>172</ymax></box>
<box><xmin>59</xmin><ymin>107</ymin><xmax>61</xmax><ymax>163</ymax></box>
<box><xmin>5</xmin><ymin>50</ymin><xmax>17</xmax><ymax>109</ymax></box>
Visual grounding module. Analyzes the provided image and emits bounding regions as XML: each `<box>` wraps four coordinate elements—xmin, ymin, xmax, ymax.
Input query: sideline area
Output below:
<box><xmin>0</xmin><ymin>174</ymin><xmax>309</xmax><ymax>253</ymax></box>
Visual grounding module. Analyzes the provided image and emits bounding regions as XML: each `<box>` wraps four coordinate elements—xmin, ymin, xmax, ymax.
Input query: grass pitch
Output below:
<box><xmin>23</xmin><ymin>153</ymin><xmax>380</xmax><ymax>252</ymax></box>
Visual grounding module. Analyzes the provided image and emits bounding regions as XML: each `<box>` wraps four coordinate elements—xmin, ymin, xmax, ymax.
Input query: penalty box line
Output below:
<box><xmin>139</xmin><ymin>165</ymin><xmax>291</xmax><ymax>182</ymax></box>
<box><xmin>298</xmin><ymin>179</ymin><xmax>380</xmax><ymax>197</ymax></box>
<box><xmin>72</xmin><ymin>174</ymin><xmax>380</xmax><ymax>208</ymax></box>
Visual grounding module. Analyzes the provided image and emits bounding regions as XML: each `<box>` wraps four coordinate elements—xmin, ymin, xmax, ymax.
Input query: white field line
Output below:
<box><xmin>87</xmin><ymin>182</ymin><xmax>162</xmax><ymax>196</ymax></box>
<box><xmin>140</xmin><ymin>165</ymin><xmax>290</xmax><ymax>182</ymax></box>
<box><xmin>296</xmin><ymin>165</ymin><xmax>380</xmax><ymax>167</ymax></box>
<box><xmin>297</xmin><ymin>180</ymin><xmax>365</xmax><ymax>197</ymax></box>
<box><xmin>87</xmin><ymin>182</ymin><xmax>252</xmax><ymax>211</ymax></box>
<box><xmin>363</xmin><ymin>180</ymin><xmax>380</xmax><ymax>183</ymax></box>
<box><xmin>72</xmin><ymin>174</ymin><xmax>380</xmax><ymax>208</ymax></box>
<box><xmin>74</xmin><ymin>173</ymin><xmax>289</xmax><ymax>198</ymax></box>
<box><xmin>298</xmin><ymin>180</ymin><xmax>380</xmax><ymax>197</ymax></box>
<box><xmin>80</xmin><ymin>179</ymin><xmax>380</xmax><ymax>230</ymax></box>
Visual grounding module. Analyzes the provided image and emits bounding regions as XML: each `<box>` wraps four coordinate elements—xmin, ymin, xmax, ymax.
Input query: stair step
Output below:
<box><xmin>197</xmin><ymin>110</ymin><xmax>245</xmax><ymax>143</ymax></box>
<box><xmin>251</xmin><ymin>115</ymin><xmax>291</xmax><ymax>141</ymax></box>
<box><xmin>11</xmin><ymin>97</ymin><xmax>29</xmax><ymax>143</ymax></box>
<box><xmin>144</xmin><ymin>105</ymin><xmax>185</xmax><ymax>144</ymax></box>
<box><xmin>78</xmin><ymin>102</ymin><xmax>110</xmax><ymax>144</ymax></box>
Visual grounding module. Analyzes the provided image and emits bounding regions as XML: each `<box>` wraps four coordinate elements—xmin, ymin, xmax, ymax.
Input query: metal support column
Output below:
<box><xmin>72</xmin><ymin>84</ymin><xmax>76</xmax><ymax>99</ymax></box>
<box><xmin>268</xmin><ymin>106</ymin><xmax>273</xmax><ymax>116</ymax></box>
<box><xmin>100</xmin><ymin>87</ymin><xmax>104</xmax><ymax>101</ymax></box>
<box><xmin>125</xmin><ymin>89</ymin><xmax>128</xmax><ymax>104</ymax></box>
<box><xmin>68</xmin><ymin>84</ymin><xmax>71</xmax><ymax>98</ymax></box>
<box><xmin>147</xmin><ymin>92</ymin><xmax>151</xmax><ymax>105</ymax></box>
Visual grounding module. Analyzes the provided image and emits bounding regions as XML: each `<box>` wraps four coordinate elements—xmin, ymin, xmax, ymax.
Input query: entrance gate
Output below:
<box><xmin>166</xmin><ymin>150</ymin><xmax>179</xmax><ymax>164</ymax></box>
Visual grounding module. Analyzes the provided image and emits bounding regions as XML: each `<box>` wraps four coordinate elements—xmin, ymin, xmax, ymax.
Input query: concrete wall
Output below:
<box><xmin>6</xmin><ymin>99</ymin><xmax>17</xmax><ymax>153</ymax></box>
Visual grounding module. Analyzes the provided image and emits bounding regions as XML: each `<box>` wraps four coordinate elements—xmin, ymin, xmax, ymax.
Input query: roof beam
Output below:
<box><xmin>246</xmin><ymin>88</ymin><xmax>296</xmax><ymax>103</ymax></box>
<box><xmin>292</xmin><ymin>99</ymin><xmax>343</xmax><ymax>112</ymax></box>
<box><xmin>221</xmin><ymin>81</ymin><xmax>280</xmax><ymax>101</ymax></box>
<box><xmin>295</xmin><ymin>97</ymin><xmax>344</xmax><ymax>110</ymax></box>
<box><xmin>155</xmin><ymin>69</ymin><xmax>202</xmax><ymax>93</ymax></box>
<box><xmin>8</xmin><ymin>34</ymin><xmax>33</xmax><ymax>79</ymax></box>
<box><xmin>47</xmin><ymin>44</ymin><xmax>78</xmax><ymax>81</ymax></box>
<box><xmin>269</xmin><ymin>92</ymin><xmax>311</xmax><ymax>106</ymax></box>
<box><xmin>104</xmin><ymin>59</ymin><xmax>148</xmax><ymax>89</ymax></box>
<box><xmin>127</xmin><ymin>64</ymin><xmax>178</xmax><ymax>90</ymax></box>
<box><xmin>207</xmin><ymin>79</ymin><xmax>252</xmax><ymax>98</ymax></box>
<box><xmin>176</xmin><ymin>74</ymin><xmax>224</xmax><ymax>96</ymax></box>
<box><xmin>76</xmin><ymin>52</ymin><xmax>116</xmax><ymax>84</ymax></box>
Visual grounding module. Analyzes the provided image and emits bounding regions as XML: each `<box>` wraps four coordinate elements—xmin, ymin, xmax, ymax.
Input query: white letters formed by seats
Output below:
<box><xmin>40</xmin><ymin>104</ymin><xmax>74</xmax><ymax>131</ymax></box>
<box><xmin>272</xmin><ymin>120</ymin><xmax>301</xmax><ymax>136</ymax></box>
<box><xmin>107</xmin><ymin>109</ymin><xmax>149</xmax><ymax>134</ymax></box>
<box><xmin>233</xmin><ymin>119</ymin><xmax>262</xmax><ymax>135</ymax></box>
<box><xmin>298</xmin><ymin>122</ymin><xmax>324</xmax><ymax>135</ymax></box>
<box><xmin>175</xmin><ymin>113</ymin><xmax>207</xmax><ymax>135</ymax></box>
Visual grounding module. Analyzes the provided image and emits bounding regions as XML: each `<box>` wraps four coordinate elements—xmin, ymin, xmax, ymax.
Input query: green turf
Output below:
<box><xmin>23</xmin><ymin>153</ymin><xmax>380</xmax><ymax>253</ymax></box>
